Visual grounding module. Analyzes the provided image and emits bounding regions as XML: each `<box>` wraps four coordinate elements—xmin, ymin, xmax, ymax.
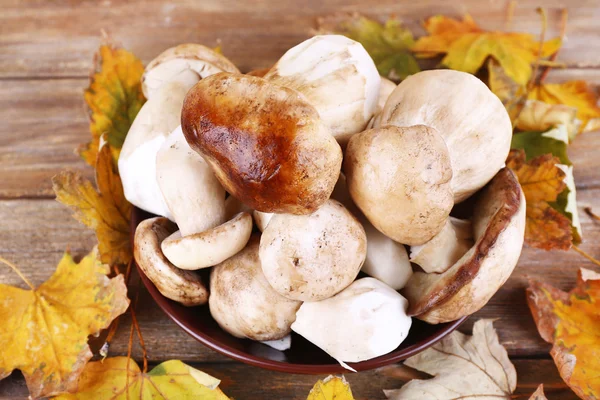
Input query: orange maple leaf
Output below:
<box><xmin>527</xmin><ymin>269</ymin><xmax>600</xmax><ymax>400</ymax></box>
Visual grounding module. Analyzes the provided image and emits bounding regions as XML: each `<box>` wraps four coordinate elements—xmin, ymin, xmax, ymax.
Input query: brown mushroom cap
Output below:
<box><xmin>209</xmin><ymin>236</ymin><xmax>302</xmax><ymax>341</ymax></box>
<box><xmin>344</xmin><ymin>124</ymin><xmax>453</xmax><ymax>246</ymax></box>
<box><xmin>181</xmin><ymin>72</ymin><xmax>342</xmax><ymax>214</ymax></box>
<box><xmin>402</xmin><ymin>168</ymin><xmax>526</xmax><ymax>324</ymax></box>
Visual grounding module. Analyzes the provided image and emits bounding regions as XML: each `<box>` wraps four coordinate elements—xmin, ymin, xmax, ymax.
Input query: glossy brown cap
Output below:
<box><xmin>181</xmin><ymin>72</ymin><xmax>342</xmax><ymax>214</ymax></box>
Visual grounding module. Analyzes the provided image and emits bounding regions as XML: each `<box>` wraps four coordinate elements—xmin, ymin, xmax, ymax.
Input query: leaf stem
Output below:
<box><xmin>572</xmin><ymin>245</ymin><xmax>600</xmax><ymax>267</ymax></box>
<box><xmin>0</xmin><ymin>256</ymin><xmax>35</xmax><ymax>290</ymax></box>
<box><xmin>539</xmin><ymin>9</ymin><xmax>568</xmax><ymax>84</ymax></box>
<box><xmin>505</xmin><ymin>1</ymin><xmax>517</xmax><ymax>30</ymax></box>
<box><xmin>585</xmin><ymin>207</ymin><xmax>600</xmax><ymax>221</ymax></box>
<box><xmin>528</xmin><ymin>8</ymin><xmax>547</xmax><ymax>92</ymax></box>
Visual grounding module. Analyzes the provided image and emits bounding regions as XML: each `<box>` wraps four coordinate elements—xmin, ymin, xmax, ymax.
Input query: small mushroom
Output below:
<box><xmin>331</xmin><ymin>174</ymin><xmax>413</xmax><ymax>290</ymax></box>
<box><xmin>134</xmin><ymin>217</ymin><xmax>208</xmax><ymax>306</ymax></box>
<box><xmin>265</xmin><ymin>35</ymin><xmax>380</xmax><ymax>144</ymax></box>
<box><xmin>379</xmin><ymin>70</ymin><xmax>512</xmax><ymax>202</ymax></box>
<box><xmin>156</xmin><ymin>126</ymin><xmax>253</xmax><ymax>270</ymax></box>
<box><xmin>292</xmin><ymin>278</ymin><xmax>412</xmax><ymax>369</ymax></box>
<box><xmin>259</xmin><ymin>199</ymin><xmax>367</xmax><ymax>302</ymax></box>
<box><xmin>181</xmin><ymin>72</ymin><xmax>342</xmax><ymax>214</ymax></box>
<box><xmin>209</xmin><ymin>237</ymin><xmax>302</xmax><ymax>341</ymax></box>
<box><xmin>410</xmin><ymin>217</ymin><xmax>473</xmax><ymax>274</ymax></box>
<box><xmin>344</xmin><ymin>125</ymin><xmax>453</xmax><ymax>246</ymax></box>
<box><xmin>142</xmin><ymin>44</ymin><xmax>239</xmax><ymax>99</ymax></box>
<box><xmin>368</xmin><ymin>77</ymin><xmax>397</xmax><ymax>129</ymax></box>
<box><xmin>402</xmin><ymin>168</ymin><xmax>526</xmax><ymax>324</ymax></box>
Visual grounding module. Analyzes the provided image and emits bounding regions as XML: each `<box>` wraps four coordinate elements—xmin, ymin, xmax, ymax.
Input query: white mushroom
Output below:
<box><xmin>379</xmin><ymin>70</ymin><xmax>512</xmax><ymax>202</ymax></box>
<box><xmin>368</xmin><ymin>77</ymin><xmax>397</xmax><ymax>129</ymax></box>
<box><xmin>252</xmin><ymin>210</ymin><xmax>273</xmax><ymax>232</ymax></box>
<box><xmin>209</xmin><ymin>237</ymin><xmax>302</xmax><ymax>341</ymax></box>
<box><xmin>292</xmin><ymin>278</ymin><xmax>412</xmax><ymax>369</ymax></box>
<box><xmin>410</xmin><ymin>217</ymin><xmax>473</xmax><ymax>274</ymax></box>
<box><xmin>403</xmin><ymin>168</ymin><xmax>526</xmax><ymax>324</ymax></box>
<box><xmin>259</xmin><ymin>199</ymin><xmax>367</xmax><ymax>302</ymax></box>
<box><xmin>331</xmin><ymin>174</ymin><xmax>413</xmax><ymax>290</ymax></box>
<box><xmin>265</xmin><ymin>35</ymin><xmax>380</xmax><ymax>144</ymax></box>
<box><xmin>261</xmin><ymin>335</ymin><xmax>292</xmax><ymax>351</ymax></box>
<box><xmin>134</xmin><ymin>217</ymin><xmax>208</xmax><ymax>306</ymax></box>
<box><xmin>142</xmin><ymin>43</ymin><xmax>240</xmax><ymax>99</ymax></box>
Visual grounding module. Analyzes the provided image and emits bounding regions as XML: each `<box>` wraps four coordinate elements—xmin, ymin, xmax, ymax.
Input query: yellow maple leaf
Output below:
<box><xmin>506</xmin><ymin>149</ymin><xmax>572</xmax><ymax>250</ymax></box>
<box><xmin>54</xmin><ymin>357</ymin><xmax>229</xmax><ymax>399</ymax></box>
<box><xmin>80</xmin><ymin>42</ymin><xmax>146</xmax><ymax>166</ymax></box>
<box><xmin>307</xmin><ymin>375</ymin><xmax>354</xmax><ymax>400</ymax></box>
<box><xmin>412</xmin><ymin>14</ymin><xmax>561</xmax><ymax>85</ymax></box>
<box><xmin>527</xmin><ymin>269</ymin><xmax>600</xmax><ymax>400</ymax></box>
<box><xmin>53</xmin><ymin>142</ymin><xmax>132</xmax><ymax>266</ymax></box>
<box><xmin>0</xmin><ymin>249</ymin><xmax>129</xmax><ymax>399</ymax></box>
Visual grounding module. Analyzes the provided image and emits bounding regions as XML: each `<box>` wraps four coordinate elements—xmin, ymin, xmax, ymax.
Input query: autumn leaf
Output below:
<box><xmin>384</xmin><ymin>319</ymin><xmax>517</xmax><ymax>399</ymax></box>
<box><xmin>54</xmin><ymin>357</ymin><xmax>229</xmax><ymax>399</ymax></box>
<box><xmin>307</xmin><ymin>375</ymin><xmax>354</xmax><ymax>400</ymax></box>
<box><xmin>506</xmin><ymin>149</ymin><xmax>572</xmax><ymax>250</ymax></box>
<box><xmin>316</xmin><ymin>13</ymin><xmax>420</xmax><ymax>80</ymax></box>
<box><xmin>0</xmin><ymin>249</ymin><xmax>129</xmax><ymax>399</ymax></box>
<box><xmin>529</xmin><ymin>384</ymin><xmax>548</xmax><ymax>400</ymax></box>
<box><xmin>527</xmin><ymin>269</ymin><xmax>600</xmax><ymax>399</ymax></box>
<box><xmin>53</xmin><ymin>141</ymin><xmax>132</xmax><ymax>266</ymax></box>
<box><xmin>80</xmin><ymin>42</ymin><xmax>146</xmax><ymax>166</ymax></box>
<box><xmin>413</xmin><ymin>14</ymin><xmax>561</xmax><ymax>85</ymax></box>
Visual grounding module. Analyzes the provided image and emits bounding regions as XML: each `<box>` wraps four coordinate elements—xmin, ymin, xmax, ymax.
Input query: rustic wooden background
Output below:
<box><xmin>1</xmin><ymin>0</ymin><xmax>599</xmax><ymax>398</ymax></box>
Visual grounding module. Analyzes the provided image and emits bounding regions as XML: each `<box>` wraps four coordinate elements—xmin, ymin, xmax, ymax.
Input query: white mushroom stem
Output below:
<box><xmin>253</xmin><ymin>210</ymin><xmax>273</xmax><ymax>232</ymax></box>
<box><xmin>292</xmin><ymin>278</ymin><xmax>412</xmax><ymax>369</ymax></box>
<box><xmin>410</xmin><ymin>217</ymin><xmax>473</xmax><ymax>274</ymax></box>
<box><xmin>368</xmin><ymin>77</ymin><xmax>397</xmax><ymax>130</ymax></box>
<box><xmin>119</xmin><ymin>81</ymin><xmax>197</xmax><ymax>219</ymax></box>
<box><xmin>260</xmin><ymin>335</ymin><xmax>292</xmax><ymax>351</ymax></box>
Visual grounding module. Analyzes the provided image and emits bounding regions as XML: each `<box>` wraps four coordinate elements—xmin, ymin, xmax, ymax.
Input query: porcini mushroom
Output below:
<box><xmin>259</xmin><ymin>199</ymin><xmax>367</xmax><ymax>302</ymax></box>
<box><xmin>344</xmin><ymin>124</ymin><xmax>453</xmax><ymax>245</ymax></box>
<box><xmin>142</xmin><ymin>43</ymin><xmax>240</xmax><ymax>99</ymax></box>
<box><xmin>331</xmin><ymin>174</ymin><xmax>413</xmax><ymax>290</ymax></box>
<box><xmin>265</xmin><ymin>35</ymin><xmax>380</xmax><ymax>144</ymax></box>
<box><xmin>156</xmin><ymin>126</ymin><xmax>253</xmax><ymax>270</ymax></box>
<box><xmin>402</xmin><ymin>168</ymin><xmax>526</xmax><ymax>324</ymax></box>
<box><xmin>134</xmin><ymin>217</ymin><xmax>208</xmax><ymax>306</ymax></box>
<box><xmin>181</xmin><ymin>72</ymin><xmax>342</xmax><ymax>214</ymax></box>
<box><xmin>379</xmin><ymin>70</ymin><xmax>512</xmax><ymax>202</ymax></box>
<box><xmin>209</xmin><ymin>237</ymin><xmax>302</xmax><ymax>341</ymax></box>
<box><xmin>368</xmin><ymin>77</ymin><xmax>397</xmax><ymax>129</ymax></box>
<box><xmin>292</xmin><ymin>278</ymin><xmax>412</xmax><ymax>369</ymax></box>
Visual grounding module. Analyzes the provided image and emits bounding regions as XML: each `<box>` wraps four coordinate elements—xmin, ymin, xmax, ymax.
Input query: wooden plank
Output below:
<box><xmin>1</xmin><ymin>195</ymin><xmax>599</xmax><ymax>363</ymax></box>
<box><xmin>1</xmin><ymin>71</ymin><xmax>600</xmax><ymax>198</ymax></box>
<box><xmin>1</xmin><ymin>0</ymin><xmax>600</xmax><ymax>78</ymax></box>
<box><xmin>0</xmin><ymin>359</ymin><xmax>579</xmax><ymax>399</ymax></box>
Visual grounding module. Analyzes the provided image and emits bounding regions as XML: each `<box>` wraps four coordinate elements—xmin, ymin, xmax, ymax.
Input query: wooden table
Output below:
<box><xmin>1</xmin><ymin>0</ymin><xmax>599</xmax><ymax>398</ymax></box>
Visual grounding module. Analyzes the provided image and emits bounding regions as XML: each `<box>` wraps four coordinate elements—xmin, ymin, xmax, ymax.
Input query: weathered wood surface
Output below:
<box><xmin>0</xmin><ymin>360</ymin><xmax>580</xmax><ymax>399</ymax></box>
<box><xmin>1</xmin><ymin>0</ymin><xmax>600</xmax><ymax>397</ymax></box>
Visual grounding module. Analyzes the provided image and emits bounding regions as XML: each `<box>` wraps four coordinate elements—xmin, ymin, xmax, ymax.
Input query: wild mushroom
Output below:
<box><xmin>181</xmin><ymin>72</ymin><xmax>342</xmax><ymax>214</ymax></box>
<box><xmin>252</xmin><ymin>210</ymin><xmax>273</xmax><ymax>232</ymax></box>
<box><xmin>379</xmin><ymin>70</ymin><xmax>512</xmax><ymax>202</ymax></box>
<box><xmin>156</xmin><ymin>126</ymin><xmax>253</xmax><ymax>270</ymax></box>
<box><xmin>209</xmin><ymin>237</ymin><xmax>302</xmax><ymax>341</ymax></box>
<box><xmin>259</xmin><ymin>199</ymin><xmax>367</xmax><ymax>302</ymax></box>
<box><xmin>331</xmin><ymin>174</ymin><xmax>413</xmax><ymax>290</ymax></box>
<box><xmin>402</xmin><ymin>168</ymin><xmax>526</xmax><ymax>324</ymax></box>
<box><xmin>264</xmin><ymin>35</ymin><xmax>380</xmax><ymax>144</ymax></box>
<box><xmin>343</xmin><ymin>124</ymin><xmax>453</xmax><ymax>245</ymax></box>
<box><xmin>261</xmin><ymin>335</ymin><xmax>292</xmax><ymax>351</ymax></box>
<box><xmin>134</xmin><ymin>217</ymin><xmax>208</xmax><ymax>306</ymax></box>
<box><xmin>410</xmin><ymin>217</ymin><xmax>473</xmax><ymax>274</ymax></box>
<box><xmin>292</xmin><ymin>277</ymin><xmax>412</xmax><ymax>369</ymax></box>
<box><xmin>368</xmin><ymin>77</ymin><xmax>396</xmax><ymax>129</ymax></box>
<box><xmin>142</xmin><ymin>43</ymin><xmax>240</xmax><ymax>99</ymax></box>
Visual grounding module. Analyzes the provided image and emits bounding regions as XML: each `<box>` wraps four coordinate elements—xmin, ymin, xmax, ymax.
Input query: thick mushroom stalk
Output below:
<box><xmin>259</xmin><ymin>199</ymin><xmax>367</xmax><ymax>302</ymax></box>
<box><xmin>292</xmin><ymin>278</ymin><xmax>412</xmax><ymax>370</ymax></box>
<box><xmin>344</xmin><ymin>125</ymin><xmax>453</xmax><ymax>245</ymax></box>
<box><xmin>410</xmin><ymin>217</ymin><xmax>473</xmax><ymax>274</ymax></box>
<box><xmin>402</xmin><ymin>168</ymin><xmax>526</xmax><ymax>324</ymax></box>
<box><xmin>142</xmin><ymin>43</ymin><xmax>240</xmax><ymax>99</ymax></box>
<box><xmin>368</xmin><ymin>77</ymin><xmax>396</xmax><ymax>129</ymax></box>
<box><xmin>156</xmin><ymin>126</ymin><xmax>252</xmax><ymax>270</ymax></box>
<box><xmin>265</xmin><ymin>35</ymin><xmax>380</xmax><ymax>144</ymax></box>
<box><xmin>379</xmin><ymin>70</ymin><xmax>512</xmax><ymax>202</ymax></box>
<box><xmin>209</xmin><ymin>237</ymin><xmax>302</xmax><ymax>341</ymax></box>
<box><xmin>134</xmin><ymin>217</ymin><xmax>208</xmax><ymax>306</ymax></box>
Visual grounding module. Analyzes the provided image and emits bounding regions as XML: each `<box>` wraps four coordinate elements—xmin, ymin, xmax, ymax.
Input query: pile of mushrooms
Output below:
<box><xmin>125</xmin><ymin>35</ymin><xmax>526</xmax><ymax>369</ymax></box>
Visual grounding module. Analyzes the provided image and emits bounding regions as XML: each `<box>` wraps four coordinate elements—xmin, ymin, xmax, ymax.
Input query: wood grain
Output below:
<box><xmin>0</xmin><ymin>359</ymin><xmax>579</xmax><ymax>399</ymax></box>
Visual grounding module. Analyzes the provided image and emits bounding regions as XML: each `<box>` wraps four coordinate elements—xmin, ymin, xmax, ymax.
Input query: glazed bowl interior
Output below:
<box><xmin>132</xmin><ymin>207</ymin><xmax>467</xmax><ymax>374</ymax></box>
